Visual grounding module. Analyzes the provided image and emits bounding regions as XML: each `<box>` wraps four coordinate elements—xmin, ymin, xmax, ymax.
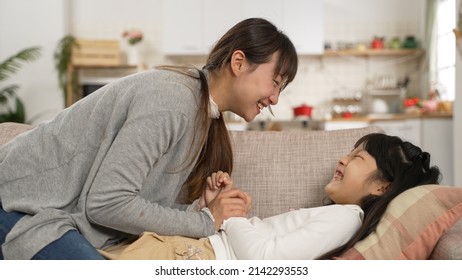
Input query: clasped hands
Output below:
<box><xmin>198</xmin><ymin>171</ymin><xmax>252</xmax><ymax>231</ymax></box>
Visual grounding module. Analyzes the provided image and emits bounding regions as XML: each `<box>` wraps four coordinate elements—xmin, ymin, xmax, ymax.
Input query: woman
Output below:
<box><xmin>0</xmin><ymin>18</ymin><xmax>298</xmax><ymax>260</ymax></box>
<box><xmin>99</xmin><ymin>133</ymin><xmax>441</xmax><ymax>260</ymax></box>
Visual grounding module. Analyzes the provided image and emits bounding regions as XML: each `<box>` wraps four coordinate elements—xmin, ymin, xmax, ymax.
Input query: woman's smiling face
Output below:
<box><xmin>325</xmin><ymin>144</ymin><xmax>385</xmax><ymax>205</ymax></box>
<box><xmin>230</xmin><ymin>52</ymin><xmax>285</xmax><ymax>122</ymax></box>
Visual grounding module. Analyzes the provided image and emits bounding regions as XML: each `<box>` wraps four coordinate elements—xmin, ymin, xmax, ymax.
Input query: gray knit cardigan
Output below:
<box><xmin>0</xmin><ymin>69</ymin><xmax>216</xmax><ymax>259</ymax></box>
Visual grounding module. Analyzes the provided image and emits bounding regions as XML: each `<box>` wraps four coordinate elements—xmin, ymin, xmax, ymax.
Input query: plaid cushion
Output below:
<box><xmin>338</xmin><ymin>185</ymin><xmax>462</xmax><ymax>259</ymax></box>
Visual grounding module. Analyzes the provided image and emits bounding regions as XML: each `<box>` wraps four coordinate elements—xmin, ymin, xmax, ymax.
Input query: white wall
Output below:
<box><xmin>0</xmin><ymin>0</ymin><xmax>68</xmax><ymax>124</ymax></box>
<box><xmin>455</xmin><ymin>0</ymin><xmax>462</xmax><ymax>186</ymax></box>
<box><xmin>69</xmin><ymin>0</ymin><xmax>165</xmax><ymax>65</ymax></box>
<box><xmin>0</xmin><ymin>0</ymin><xmax>427</xmax><ymax>124</ymax></box>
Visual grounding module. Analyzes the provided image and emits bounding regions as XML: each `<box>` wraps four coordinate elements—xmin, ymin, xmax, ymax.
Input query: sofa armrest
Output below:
<box><xmin>430</xmin><ymin>218</ymin><xmax>462</xmax><ymax>259</ymax></box>
<box><xmin>0</xmin><ymin>122</ymin><xmax>34</xmax><ymax>145</ymax></box>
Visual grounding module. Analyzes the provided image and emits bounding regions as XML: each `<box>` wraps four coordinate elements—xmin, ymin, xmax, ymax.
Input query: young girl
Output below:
<box><xmin>100</xmin><ymin>133</ymin><xmax>441</xmax><ymax>260</ymax></box>
<box><xmin>0</xmin><ymin>18</ymin><xmax>298</xmax><ymax>260</ymax></box>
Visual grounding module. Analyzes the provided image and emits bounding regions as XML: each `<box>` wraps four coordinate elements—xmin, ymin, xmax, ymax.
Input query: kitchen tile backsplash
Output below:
<box><xmin>267</xmin><ymin>21</ymin><xmax>421</xmax><ymax>121</ymax></box>
<box><xmin>259</xmin><ymin>19</ymin><xmax>423</xmax><ymax>121</ymax></box>
<box><xmin>258</xmin><ymin>55</ymin><xmax>422</xmax><ymax>121</ymax></box>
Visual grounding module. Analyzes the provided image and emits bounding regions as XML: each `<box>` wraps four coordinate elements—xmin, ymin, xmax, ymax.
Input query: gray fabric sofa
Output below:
<box><xmin>0</xmin><ymin>122</ymin><xmax>461</xmax><ymax>259</ymax></box>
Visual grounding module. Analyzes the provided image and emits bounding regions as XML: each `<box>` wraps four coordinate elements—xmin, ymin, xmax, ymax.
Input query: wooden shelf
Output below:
<box><xmin>322</xmin><ymin>48</ymin><xmax>424</xmax><ymax>57</ymax></box>
<box><xmin>72</xmin><ymin>64</ymin><xmax>137</xmax><ymax>69</ymax></box>
<box><xmin>65</xmin><ymin>64</ymin><xmax>138</xmax><ymax>107</ymax></box>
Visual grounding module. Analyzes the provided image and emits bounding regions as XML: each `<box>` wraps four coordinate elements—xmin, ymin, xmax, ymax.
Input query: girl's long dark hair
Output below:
<box><xmin>318</xmin><ymin>133</ymin><xmax>441</xmax><ymax>259</ymax></box>
<box><xmin>158</xmin><ymin>18</ymin><xmax>298</xmax><ymax>202</ymax></box>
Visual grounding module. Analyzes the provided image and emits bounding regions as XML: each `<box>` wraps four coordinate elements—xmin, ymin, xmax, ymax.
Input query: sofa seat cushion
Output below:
<box><xmin>338</xmin><ymin>185</ymin><xmax>462</xmax><ymax>260</ymax></box>
<box><xmin>430</xmin><ymin>218</ymin><xmax>462</xmax><ymax>259</ymax></box>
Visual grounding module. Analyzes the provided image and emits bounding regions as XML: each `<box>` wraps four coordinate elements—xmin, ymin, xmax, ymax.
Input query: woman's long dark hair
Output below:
<box><xmin>318</xmin><ymin>133</ymin><xmax>441</xmax><ymax>259</ymax></box>
<box><xmin>158</xmin><ymin>18</ymin><xmax>298</xmax><ymax>202</ymax></box>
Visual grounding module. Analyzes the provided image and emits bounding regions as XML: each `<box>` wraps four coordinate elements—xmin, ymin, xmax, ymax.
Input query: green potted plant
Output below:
<box><xmin>0</xmin><ymin>46</ymin><xmax>41</xmax><ymax>123</ymax></box>
<box><xmin>54</xmin><ymin>35</ymin><xmax>78</xmax><ymax>106</ymax></box>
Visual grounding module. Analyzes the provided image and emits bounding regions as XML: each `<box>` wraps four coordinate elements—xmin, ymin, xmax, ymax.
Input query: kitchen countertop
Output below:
<box><xmin>326</xmin><ymin>111</ymin><xmax>453</xmax><ymax>122</ymax></box>
<box><xmin>227</xmin><ymin>111</ymin><xmax>453</xmax><ymax>131</ymax></box>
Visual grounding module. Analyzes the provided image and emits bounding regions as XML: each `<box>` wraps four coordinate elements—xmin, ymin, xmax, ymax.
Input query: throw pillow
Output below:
<box><xmin>337</xmin><ymin>185</ymin><xmax>462</xmax><ymax>260</ymax></box>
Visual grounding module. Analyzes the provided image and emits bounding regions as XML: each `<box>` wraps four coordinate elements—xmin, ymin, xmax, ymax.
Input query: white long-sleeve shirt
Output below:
<box><xmin>208</xmin><ymin>204</ymin><xmax>363</xmax><ymax>260</ymax></box>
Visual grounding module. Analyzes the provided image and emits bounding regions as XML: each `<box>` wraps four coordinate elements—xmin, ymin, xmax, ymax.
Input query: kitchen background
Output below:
<box><xmin>0</xmin><ymin>0</ymin><xmax>461</xmax><ymax>185</ymax></box>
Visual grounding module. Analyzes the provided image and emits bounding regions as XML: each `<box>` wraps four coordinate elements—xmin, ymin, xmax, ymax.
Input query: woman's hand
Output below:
<box><xmin>207</xmin><ymin>187</ymin><xmax>251</xmax><ymax>231</ymax></box>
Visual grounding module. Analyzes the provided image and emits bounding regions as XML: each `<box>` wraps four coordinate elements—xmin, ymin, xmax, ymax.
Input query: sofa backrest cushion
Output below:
<box><xmin>0</xmin><ymin>122</ymin><xmax>383</xmax><ymax>220</ymax></box>
<box><xmin>229</xmin><ymin>126</ymin><xmax>384</xmax><ymax>218</ymax></box>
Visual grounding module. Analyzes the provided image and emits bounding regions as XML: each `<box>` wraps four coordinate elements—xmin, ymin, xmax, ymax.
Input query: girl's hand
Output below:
<box><xmin>208</xmin><ymin>171</ymin><xmax>232</xmax><ymax>192</ymax></box>
<box><xmin>242</xmin><ymin>191</ymin><xmax>252</xmax><ymax>212</ymax></box>
<box><xmin>199</xmin><ymin>171</ymin><xmax>232</xmax><ymax>209</ymax></box>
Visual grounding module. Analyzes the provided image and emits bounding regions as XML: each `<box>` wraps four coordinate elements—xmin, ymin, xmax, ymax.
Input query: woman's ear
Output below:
<box><xmin>230</xmin><ymin>50</ymin><xmax>246</xmax><ymax>75</ymax></box>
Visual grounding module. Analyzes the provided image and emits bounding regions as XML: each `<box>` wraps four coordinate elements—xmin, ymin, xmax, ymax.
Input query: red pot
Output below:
<box><xmin>371</xmin><ymin>37</ymin><xmax>384</xmax><ymax>49</ymax></box>
<box><xmin>293</xmin><ymin>104</ymin><xmax>313</xmax><ymax>118</ymax></box>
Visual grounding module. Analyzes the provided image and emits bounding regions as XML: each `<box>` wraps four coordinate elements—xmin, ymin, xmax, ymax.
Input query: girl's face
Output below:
<box><xmin>325</xmin><ymin>144</ymin><xmax>386</xmax><ymax>205</ymax></box>
<box><xmin>230</xmin><ymin>52</ymin><xmax>285</xmax><ymax>122</ymax></box>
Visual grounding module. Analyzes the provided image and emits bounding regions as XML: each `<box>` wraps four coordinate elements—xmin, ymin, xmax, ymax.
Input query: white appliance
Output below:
<box><xmin>367</xmin><ymin>88</ymin><xmax>406</xmax><ymax>114</ymax></box>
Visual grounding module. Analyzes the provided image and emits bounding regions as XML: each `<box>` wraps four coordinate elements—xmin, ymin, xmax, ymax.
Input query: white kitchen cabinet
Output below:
<box><xmin>241</xmin><ymin>0</ymin><xmax>282</xmax><ymax>22</ymax></box>
<box><xmin>202</xmin><ymin>0</ymin><xmax>246</xmax><ymax>52</ymax></box>
<box><xmin>322</xmin><ymin>120</ymin><xmax>369</xmax><ymax>131</ymax></box>
<box><xmin>323</xmin><ymin>118</ymin><xmax>421</xmax><ymax>147</ymax></box>
<box><xmin>163</xmin><ymin>0</ymin><xmax>204</xmax><ymax>55</ymax></box>
<box><xmin>202</xmin><ymin>0</ymin><xmax>283</xmax><ymax>52</ymax></box>
<box><xmin>372</xmin><ymin>118</ymin><xmax>421</xmax><ymax>147</ymax></box>
<box><xmin>163</xmin><ymin>0</ymin><xmax>324</xmax><ymax>55</ymax></box>
<box><xmin>281</xmin><ymin>0</ymin><xmax>324</xmax><ymax>54</ymax></box>
<box><xmin>324</xmin><ymin>119</ymin><xmax>422</xmax><ymax>146</ymax></box>
<box><xmin>421</xmin><ymin>118</ymin><xmax>453</xmax><ymax>186</ymax></box>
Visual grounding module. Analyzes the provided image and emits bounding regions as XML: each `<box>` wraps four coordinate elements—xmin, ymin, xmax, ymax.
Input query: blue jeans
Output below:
<box><xmin>0</xmin><ymin>207</ymin><xmax>104</xmax><ymax>260</ymax></box>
